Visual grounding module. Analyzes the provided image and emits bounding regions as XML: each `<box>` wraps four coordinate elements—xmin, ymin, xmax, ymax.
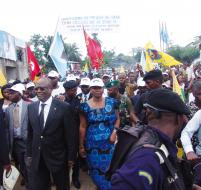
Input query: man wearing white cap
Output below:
<box><xmin>47</xmin><ymin>70</ymin><xmax>65</xmax><ymax>97</ymax></box>
<box><xmin>5</xmin><ymin>83</ymin><xmax>29</xmax><ymax>189</ymax></box>
<box><xmin>102</xmin><ymin>74</ymin><xmax>111</xmax><ymax>85</ymax></box>
<box><xmin>26</xmin><ymin>82</ymin><xmax>38</xmax><ymax>102</ymax></box>
<box><xmin>77</xmin><ymin>78</ymin><xmax>92</xmax><ymax>103</ymax></box>
<box><xmin>131</xmin><ymin>78</ymin><xmax>147</xmax><ymax>109</ymax></box>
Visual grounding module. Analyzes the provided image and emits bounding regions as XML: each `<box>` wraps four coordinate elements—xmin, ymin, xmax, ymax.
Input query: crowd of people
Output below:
<box><xmin>0</xmin><ymin>63</ymin><xmax>201</xmax><ymax>190</ymax></box>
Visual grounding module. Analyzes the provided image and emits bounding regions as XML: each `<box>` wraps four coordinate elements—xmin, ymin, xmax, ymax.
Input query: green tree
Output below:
<box><xmin>91</xmin><ymin>33</ymin><xmax>102</xmax><ymax>45</ymax></box>
<box><xmin>167</xmin><ymin>45</ymin><xmax>199</xmax><ymax>63</ymax></box>
<box><xmin>63</xmin><ymin>43</ymin><xmax>82</xmax><ymax>63</ymax></box>
<box><xmin>132</xmin><ymin>47</ymin><xmax>142</xmax><ymax>63</ymax></box>
<box><xmin>103</xmin><ymin>50</ymin><xmax>116</xmax><ymax>66</ymax></box>
<box><xmin>188</xmin><ymin>35</ymin><xmax>201</xmax><ymax>48</ymax></box>
<box><xmin>29</xmin><ymin>34</ymin><xmax>55</xmax><ymax>72</ymax></box>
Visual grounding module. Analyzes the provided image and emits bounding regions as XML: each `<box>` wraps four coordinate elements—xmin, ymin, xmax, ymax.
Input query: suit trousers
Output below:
<box><xmin>31</xmin><ymin>155</ymin><xmax>69</xmax><ymax>190</ymax></box>
<box><xmin>12</xmin><ymin>139</ymin><xmax>28</xmax><ymax>187</ymax></box>
<box><xmin>72</xmin><ymin>155</ymin><xmax>80</xmax><ymax>180</ymax></box>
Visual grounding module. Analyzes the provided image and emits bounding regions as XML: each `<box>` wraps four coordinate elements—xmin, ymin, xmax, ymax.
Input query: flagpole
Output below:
<box><xmin>48</xmin><ymin>17</ymin><xmax>60</xmax><ymax>56</ymax></box>
<box><xmin>159</xmin><ymin>20</ymin><xmax>162</xmax><ymax>51</ymax></box>
<box><xmin>164</xmin><ymin>22</ymin><xmax>169</xmax><ymax>50</ymax></box>
<box><xmin>54</xmin><ymin>17</ymin><xmax>60</xmax><ymax>39</ymax></box>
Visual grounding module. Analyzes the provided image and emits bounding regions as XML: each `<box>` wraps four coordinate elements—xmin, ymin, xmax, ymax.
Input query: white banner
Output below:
<box><xmin>58</xmin><ymin>15</ymin><xmax>120</xmax><ymax>34</ymax></box>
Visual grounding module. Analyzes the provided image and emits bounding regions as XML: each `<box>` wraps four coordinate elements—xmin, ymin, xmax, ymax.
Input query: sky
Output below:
<box><xmin>0</xmin><ymin>0</ymin><xmax>201</xmax><ymax>56</ymax></box>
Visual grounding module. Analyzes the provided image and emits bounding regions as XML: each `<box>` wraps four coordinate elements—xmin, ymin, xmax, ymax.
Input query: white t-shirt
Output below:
<box><xmin>51</xmin><ymin>82</ymin><xmax>65</xmax><ymax>97</ymax></box>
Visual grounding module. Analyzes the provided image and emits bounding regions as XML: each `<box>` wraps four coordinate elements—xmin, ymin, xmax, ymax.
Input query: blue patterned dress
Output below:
<box><xmin>80</xmin><ymin>97</ymin><xmax>118</xmax><ymax>190</ymax></box>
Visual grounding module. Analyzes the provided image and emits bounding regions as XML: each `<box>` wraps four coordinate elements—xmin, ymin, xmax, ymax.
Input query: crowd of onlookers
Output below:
<box><xmin>0</xmin><ymin>62</ymin><xmax>201</xmax><ymax>190</ymax></box>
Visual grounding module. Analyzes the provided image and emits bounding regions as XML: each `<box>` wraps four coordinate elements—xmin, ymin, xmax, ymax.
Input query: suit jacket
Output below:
<box><xmin>77</xmin><ymin>92</ymin><xmax>92</xmax><ymax>103</ymax></box>
<box><xmin>5</xmin><ymin>100</ymin><xmax>29</xmax><ymax>153</ymax></box>
<box><xmin>27</xmin><ymin>98</ymin><xmax>77</xmax><ymax>172</ymax></box>
<box><xmin>0</xmin><ymin>107</ymin><xmax>9</xmax><ymax>165</ymax></box>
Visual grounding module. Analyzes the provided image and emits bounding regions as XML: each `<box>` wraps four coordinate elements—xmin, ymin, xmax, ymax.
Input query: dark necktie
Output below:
<box><xmin>84</xmin><ymin>94</ymin><xmax>87</xmax><ymax>102</ymax></box>
<box><xmin>39</xmin><ymin>103</ymin><xmax>46</xmax><ymax>130</ymax></box>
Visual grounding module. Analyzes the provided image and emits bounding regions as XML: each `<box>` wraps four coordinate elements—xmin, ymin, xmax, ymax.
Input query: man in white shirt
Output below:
<box><xmin>27</xmin><ymin>78</ymin><xmax>77</xmax><ymax>190</ymax></box>
<box><xmin>181</xmin><ymin>110</ymin><xmax>201</xmax><ymax>186</ymax></box>
<box><xmin>25</xmin><ymin>82</ymin><xmax>38</xmax><ymax>102</ymax></box>
<box><xmin>47</xmin><ymin>70</ymin><xmax>65</xmax><ymax>97</ymax></box>
<box><xmin>5</xmin><ymin>83</ymin><xmax>29</xmax><ymax>189</ymax></box>
<box><xmin>77</xmin><ymin>77</ymin><xmax>91</xmax><ymax>102</ymax></box>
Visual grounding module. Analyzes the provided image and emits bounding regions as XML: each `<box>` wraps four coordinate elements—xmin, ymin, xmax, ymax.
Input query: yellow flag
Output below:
<box><xmin>154</xmin><ymin>51</ymin><xmax>182</xmax><ymax>67</ymax></box>
<box><xmin>0</xmin><ymin>70</ymin><xmax>7</xmax><ymax>86</ymax></box>
<box><xmin>82</xmin><ymin>62</ymin><xmax>89</xmax><ymax>72</ymax></box>
<box><xmin>144</xmin><ymin>42</ymin><xmax>156</xmax><ymax>72</ymax></box>
<box><xmin>145</xmin><ymin>51</ymin><xmax>155</xmax><ymax>72</ymax></box>
<box><xmin>0</xmin><ymin>70</ymin><xmax>7</xmax><ymax>98</ymax></box>
<box><xmin>145</xmin><ymin>42</ymin><xmax>182</xmax><ymax>69</ymax></box>
<box><xmin>33</xmin><ymin>76</ymin><xmax>40</xmax><ymax>83</ymax></box>
<box><xmin>172</xmin><ymin>70</ymin><xmax>185</xmax><ymax>102</ymax></box>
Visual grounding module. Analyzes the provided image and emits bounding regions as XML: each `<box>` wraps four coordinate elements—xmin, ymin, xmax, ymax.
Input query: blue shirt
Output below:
<box><xmin>110</xmin><ymin>127</ymin><xmax>178</xmax><ymax>190</ymax></box>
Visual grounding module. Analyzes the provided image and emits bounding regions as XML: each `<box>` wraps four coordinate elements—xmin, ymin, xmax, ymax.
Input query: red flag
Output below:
<box><xmin>83</xmin><ymin>29</ymin><xmax>104</xmax><ymax>70</ymax></box>
<box><xmin>27</xmin><ymin>46</ymin><xmax>40</xmax><ymax>81</ymax></box>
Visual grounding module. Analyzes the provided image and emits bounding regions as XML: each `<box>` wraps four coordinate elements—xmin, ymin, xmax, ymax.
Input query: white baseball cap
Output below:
<box><xmin>90</xmin><ymin>78</ymin><xmax>104</xmax><ymax>87</ymax></box>
<box><xmin>8</xmin><ymin>79</ymin><xmax>15</xmax><ymax>84</ymax></box>
<box><xmin>26</xmin><ymin>82</ymin><xmax>35</xmax><ymax>89</ymax></box>
<box><xmin>66</xmin><ymin>74</ymin><xmax>76</xmax><ymax>81</ymax></box>
<box><xmin>80</xmin><ymin>78</ymin><xmax>90</xmax><ymax>86</ymax></box>
<box><xmin>48</xmin><ymin>70</ymin><xmax>59</xmax><ymax>78</ymax></box>
<box><xmin>10</xmin><ymin>83</ymin><xmax>25</xmax><ymax>95</ymax></box>
<box><xmin>102</xmin><ymin>74</ymin><xmax>111</xmax><ymax>78</ymax></box>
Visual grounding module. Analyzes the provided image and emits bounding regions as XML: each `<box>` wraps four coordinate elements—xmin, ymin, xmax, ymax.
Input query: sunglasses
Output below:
<box><xmin>48</xmin><ymin>77</ymin><xmax>57</xmax><ymax>80</ymax></box>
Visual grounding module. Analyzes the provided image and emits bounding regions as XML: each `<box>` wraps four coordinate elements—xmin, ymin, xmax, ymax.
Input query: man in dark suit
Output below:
<box><xmin>77</xmin><ymin>77</ymin><xmax>92</xmax><ymax>103</ymax></box>
<box><xmin>5</xmin><ymin>83</ymin><xmax>29</xmax><ymax>189</ymax></box>
<box><xmin>27</xmin><ymin>78</ymin><xmax>77</xmax><ymax>190</ymax></box>
<box><xmin>63</xmin><ymin>80</ymin><xmax>80</xmax><ymax>189</ymax></box>
<box><xmin>0</xmin><ymin>106</ymin><xmax>10</xmax><ymax>190</ymax></box>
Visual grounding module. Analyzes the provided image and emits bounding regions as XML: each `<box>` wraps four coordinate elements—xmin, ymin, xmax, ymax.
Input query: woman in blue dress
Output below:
<box><xmin>79</xmin><ymin>78</ymin><xmax>120</xmax><ymax>190</ymax></box>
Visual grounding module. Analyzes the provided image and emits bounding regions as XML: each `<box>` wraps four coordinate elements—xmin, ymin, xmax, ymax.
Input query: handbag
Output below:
<box><xmin>3</xmin><ymin>165</ymin><xmax>20</xmax><ymax>190</ymax></box>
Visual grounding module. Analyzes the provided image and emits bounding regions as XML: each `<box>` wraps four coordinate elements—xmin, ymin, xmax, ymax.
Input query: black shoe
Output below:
<box><xmin>72</xmin><ymin>179</ymin><xmax>81</xmax><ymax>189</ymax></box>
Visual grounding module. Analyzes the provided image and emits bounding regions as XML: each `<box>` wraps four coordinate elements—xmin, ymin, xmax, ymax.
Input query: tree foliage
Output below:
<box><xmin>132</xmin><ymin>47</ymin><xmax>142</xmax><ymax>63</ymax></box>
<box><xmin>29</xmin><ymin>34</ymin><xmax>54</xmax><ymax>72</ymax></box>
<box><xmin>166</xmin><ymin>45</ymin><xmax>199</xmax><ymax>63</ymax></box>
<box><xmin>103</xmin><ymin>50</ymin><xmax>115</xmax><ymax>66</ymax></box>
<box><xmin>63</xmin><ymin>43</ymin><xmax>82</xmax><ymax>63</ymax></box>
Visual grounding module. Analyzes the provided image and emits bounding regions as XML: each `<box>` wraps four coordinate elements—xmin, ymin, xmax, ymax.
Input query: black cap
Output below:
<box><xmin>63</xmin><ymin>80</ymin><xmax>78</xmax><ymax>89</ymax></box>
<box><xmin>143</xmin><ymin>69</ymin><xmax>163</xmax><ymax>81</ymax></box>
<box><xmin>145</xmin><ymin>88</ymin><xmax>190</xmax><ymax>115</ymax></box>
